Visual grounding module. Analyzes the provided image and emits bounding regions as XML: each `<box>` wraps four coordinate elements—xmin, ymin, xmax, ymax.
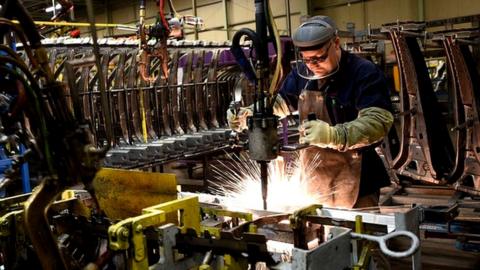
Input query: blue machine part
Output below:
<box><xmin>456</xmin><ymin>239</ymin><xmax>480</xmax><ymax>252</ymax></box>
<box><xmin>0</xmin><ymin>147</ymin><xmax>12</xmax><ymax>197</ymax></box>
<box><xmin>19</xmin><ymin>144</ymin><xmax>30</xmax><ymax>192</ymax></box>
<box><xmin>0</xmin><ymin>39</ymin><xmax>30</xmax><ymax>194</ymax></box>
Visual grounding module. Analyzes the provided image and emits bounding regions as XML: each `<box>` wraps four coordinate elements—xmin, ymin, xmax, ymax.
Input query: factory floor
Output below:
<box><xmin>381</xmin><ymin>185</ymin><xmax>480</xmax><ymax>270</ymax></box>
<box><xmin>391</xmin><ymin>237</ymin><xmax>480</xmax><ymax>269</ymax></box>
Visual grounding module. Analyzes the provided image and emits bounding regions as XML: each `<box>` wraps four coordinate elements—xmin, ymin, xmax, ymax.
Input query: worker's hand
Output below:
<box><xmin>227</xmin><ymin>107</ymin><xmax>253</xmax><ymax>132</ymax></box>
<box><xmin>299</xmin><ymin>119</ymin><xmax>336</xmax><ymax>148</ymax></box>
<box><xmin>271</xmin><ymin>95</ymin><xmax>291</xmax><ymax>119</ymax></box>
<box><xmin>299</xmin><ymin>107</ymin><xmax>394</xmax><ymax>151</ymax></box>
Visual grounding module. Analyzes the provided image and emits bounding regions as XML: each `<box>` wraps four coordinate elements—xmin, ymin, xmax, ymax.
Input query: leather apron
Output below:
<box><xmin>298</xmin><ymin>87</ymin><xmax>362</xmax><ymax>209</ymax></box>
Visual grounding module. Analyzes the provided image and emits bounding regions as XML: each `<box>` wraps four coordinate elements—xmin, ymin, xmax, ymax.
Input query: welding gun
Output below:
<box><xmin>229</xmin><ymin>0</ymin><xmax>282</xmax><ymax>210</ymax></box>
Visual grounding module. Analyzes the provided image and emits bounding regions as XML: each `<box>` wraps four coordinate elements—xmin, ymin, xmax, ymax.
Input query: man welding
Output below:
<box><xmin>227</xmin><ymin>15</ymin><xmax>394</xmax><ymax>209</ymax></box>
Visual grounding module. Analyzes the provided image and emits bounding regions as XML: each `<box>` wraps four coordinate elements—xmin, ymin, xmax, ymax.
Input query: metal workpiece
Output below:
<box><xmin>182</xmin><ymin>134</ymin><xmax>208</xmax><ymax>150</ymax></box>
<box><xmin>291</xmin><ymin>227</ymin><xmax>352</xmax><ymax>270</ymax></box>
<box><xmin>151</xmin><ymin>140</ymin><xmax>177</xmax><ymax>155</ymax></box>
<box><xmin>104</xmin><ymin>149</ymin><xmax>130</xmax><ymax>166</ymax></box>
<box><xmin>382</xmin><ymin>24</ymin><xmax>455</xmax><ymax>185</ymax></box>
<box><xmin>207</xmin><ymin>129</ymin><xmax>231</xmax><ymax>144</ymax></box>
<box><xmin>435</xmin><ymin>29</ymin><xmax>480</xmax><ymax>195</ymax></box>
<box><xmin>193</xmin><ymin>132</ymin><xmax>213</xmax><ymax>145</ymax></box>
<box><xmin>135</xmin><ymin>143</ymin><xmax>166</xmax><ymax>159</ymax></box>
<box><xmin>181</xmin><ymin>134</ymin><xmax>211</xmax><ymax>151</ymax></box>
<box><xmin>102</xmin><ymin>128</ymin><xmax>235</xmax><ymax>168</ymax></box>
<box><xmin>162</xmin><ymin>137</ymin><xmax>188</xmax><ymax>152</ymax></box>
<box><xmin>119</xmin><ymin>146</ymin><xmax>150</xmax><ymax>162</ymax></box>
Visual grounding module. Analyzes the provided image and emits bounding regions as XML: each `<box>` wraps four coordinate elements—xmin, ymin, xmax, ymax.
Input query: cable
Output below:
<box><xmin>0</xmin><ymin>19</ymin><xmax>37</xmax><ymax>68</ymax></box>
<box><xmin>0</xmin><ymin>44</ymin><xmax>25</xmax><ymax>63</ymax></box>
<box><xmin>0</xmin><ymin>65</ymin><xmax>55</xmax><ymax>173</ymax></box>
<box><xmin>266</xmin><ymin>0</ymin><xmax>283</xmax><ymax>98</ymax></box>
<box><xmin>168</xmin><ymin>0</ymin><xmax>180</xmax><ymax>18</ymax></box>
<box><xmin>0</xmin><ymin>55</ymin><xmax>41</xmax><ymax>90</ymax></box>
<box><xmin>1</xmin><ymin>0</ymin><xmax>42</xmax><ymax>48</ymax></box>
<box><xmin>159</xmin><ymin>0</ymin><xmax>170</xmax><ymax>32</ymax></box>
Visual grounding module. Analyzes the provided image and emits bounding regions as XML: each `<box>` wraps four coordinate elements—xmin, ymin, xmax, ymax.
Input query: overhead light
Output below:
<box><xmin>45</xmin><ymin>4</ymin><xmax>61</xmax><ymax>13</ymax></box>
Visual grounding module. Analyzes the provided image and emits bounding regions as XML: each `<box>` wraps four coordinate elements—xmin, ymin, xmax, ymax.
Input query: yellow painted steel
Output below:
<box><xmin>289</xmin><ymin>204</ymin><xmax>322</xmax><ymax>229</ymax></box>
<box><xmin>355</xmin><ymin>215</ymin><xmax>364</xmax><ymax>234</ymax></box>
<box><xmin>0</xmin><ymin>193</ymin><xmax>30</xmax><ymax>215</ymax></box>
<box><xmin>0</xmin><ymin>197</ymin><xmax>88</xmax><ymax>245</ymax></box>
<box><xmin>92</xmin><ymin>168</ymin><xmax>177</xmax><ymax>220</ymax></box>
<box><xmin>139</xmin><ymin>89</ymin><xmax>148</xmax><ymax>143</ymax></box>
<box><xmin>353</xmin><ymin>215</ymin><xmax>372</xmax><ymax>270</ymax></box>
<box><xmin>200</xmin><ymin>207</ymin><xmax>253</xmax><ymax>238</ymax></box>
<box><xmin>108</xmin><ymin>196</ymin><xmax>200</xmax><ymax>270</ymax></box>
<box><xmin>393</xmin><ymin>64</ymin><xmax>401</xmax><ymax>92</ymax></box>
<box><xmin>0</xmin><ymin>210</ymin><xmax>23</xmax><ymax>237</ymax></box>
<box><xmin>11</xmin><ymin>19</ymin><xmax>135</xmax><ymax>29</ymax></box>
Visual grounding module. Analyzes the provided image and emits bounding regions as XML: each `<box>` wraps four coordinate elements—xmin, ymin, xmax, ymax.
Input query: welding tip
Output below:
<box><xmin>260</xmin><ymin>161</ymin><xmax>268</xmax><ymax>210</ymax></box>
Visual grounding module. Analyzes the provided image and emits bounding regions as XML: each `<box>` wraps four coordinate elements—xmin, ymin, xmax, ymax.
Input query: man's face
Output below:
<box><xmin>301</xmin><ymin>38</ymin><xmax>339</xmax><ymax>77</ymax></box>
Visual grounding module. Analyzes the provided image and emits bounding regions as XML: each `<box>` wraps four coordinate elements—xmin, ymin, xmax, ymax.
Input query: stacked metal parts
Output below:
<box><xmin>377</xmin><ymin>22</ymin><xmax>480</xmax><ymax>196</ymax></box>
<box><xmin>33</xmin><ymin>38</ymin><xmax>254</xmax><ymax>170</ymax></box>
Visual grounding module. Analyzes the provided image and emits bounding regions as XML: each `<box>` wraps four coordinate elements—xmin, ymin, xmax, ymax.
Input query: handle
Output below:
<box><xmin>281</xmin><ymin>143</ymin><xmax>311</xmax><ymax>152</ymax></box>
<box><xmin>351</xmin><ymin>230</ymin><xmax>420</xmax><ymax>258</ymax></box>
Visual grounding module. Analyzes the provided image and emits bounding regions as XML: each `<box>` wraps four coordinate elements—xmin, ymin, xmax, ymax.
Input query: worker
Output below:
<box><xmin>227</xmin><ymin>15</ymin><xmax>394</xmax><ymax>209</ymax></box>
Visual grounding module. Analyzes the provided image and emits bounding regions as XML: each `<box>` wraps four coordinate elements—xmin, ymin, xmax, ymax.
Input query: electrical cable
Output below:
<box><xmin>0</xmin><ymin>65</ymin><xmax>54</xmax><ymax>173</ymax></box>
<box><xmin>167</xmin><ymin>0</ymin><xmax>179</xmax><ymax>18</ymax></box>
<box><xmin>0</xmin><ymin>19</ymin><xmax>37</xmax><ymax>69</ymax></box>
<box><xmin>159</xmin><ymin>0</ymin><xmax>170</xmax><ymax>33</ymax></box>
<box><xmin>265</xmin><ymin>0</ymin><xmax>283</xmax><ymax>107</ymax></box>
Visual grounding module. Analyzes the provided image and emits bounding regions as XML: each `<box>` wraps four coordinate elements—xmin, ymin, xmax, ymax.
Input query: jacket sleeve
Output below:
<box><xmin>332</xmin><ymin>107</ymin><xmax>394</xmax><ymax>151</ymax></box>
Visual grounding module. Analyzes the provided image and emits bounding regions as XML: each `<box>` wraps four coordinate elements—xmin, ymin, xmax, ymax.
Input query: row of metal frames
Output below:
<box><xmin>19</xmin><ymin>41</ymin><xmax>259</xmax><ymax>168</ymax></box>
<box><xmin>378</xmin><ymin>22</ymin><xmax>480</xmax><ymax>195</ymax></box>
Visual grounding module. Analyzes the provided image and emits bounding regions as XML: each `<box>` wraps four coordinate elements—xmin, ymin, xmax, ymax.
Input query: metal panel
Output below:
<box><xmin>291</xmin><ymin>227</ymin><xmax>352</xmax><ymax>270</ymax></box>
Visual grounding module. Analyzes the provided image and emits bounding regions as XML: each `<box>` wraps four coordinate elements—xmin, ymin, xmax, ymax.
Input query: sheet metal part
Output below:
<box><xmin>194</xmin><ymin>50</ymin><xmax>208</xmax><ymax>131</ymax></box>
<box><xmin>169</xmin><ymin>50</ymin><xmax>185</xmax><ymax>135</ymax></box>
<box><xmin>435</xmin><ymin>30</ymin><xmax>480</xmax><ymax>195</ymax></box>
<box><xmin>36</xmin><ymin>40</ymin><xmax>254</xmax><ymax>170</ymax></box>
<box><xmin>384</xmin><ymin>24</ymin><xmax>455</xmax><ymax>184</ymax></box>
<box><xmin>182</xmin><ymin>50</ymin><xmax>197</xmax><ymax>133</ymax></box>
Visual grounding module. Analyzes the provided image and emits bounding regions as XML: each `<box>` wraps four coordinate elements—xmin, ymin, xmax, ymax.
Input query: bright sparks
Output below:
<box><xmin>209</xmin><ymin>152</ymin><xmax>326</xmax><ymax>212</ymax></box>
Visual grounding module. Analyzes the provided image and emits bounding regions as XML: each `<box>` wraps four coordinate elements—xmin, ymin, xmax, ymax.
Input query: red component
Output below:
<box><xmin>70</xmin><ymin>29</ymin><xmax>81</xmax><ymax>38</ymax></box>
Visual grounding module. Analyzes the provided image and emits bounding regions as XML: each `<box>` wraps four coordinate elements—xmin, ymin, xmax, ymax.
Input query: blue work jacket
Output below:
<box><xmin>279</xmin><ymin>49</ymin><xmax>392</xmax><ymax>197</ymax></box>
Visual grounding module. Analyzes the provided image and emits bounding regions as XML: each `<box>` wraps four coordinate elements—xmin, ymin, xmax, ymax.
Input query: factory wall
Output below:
<box><xmin>80</xmin><ymin>0</ymin><xmax>309</xmax><ymax>41</ymax></box>
<box><xmin>79</xmin><ymin>0</ymin><xmax>480</xmax><ymax>41</ymax></box>
<box><xmin>311</xmin><ymin>0</ymin><xmax>480</xmax><ymax>32</ymax></box>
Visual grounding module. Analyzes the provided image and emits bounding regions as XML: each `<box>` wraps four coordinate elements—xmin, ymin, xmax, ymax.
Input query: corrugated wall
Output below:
<box><xmin>80</xmin><ymin>0</ymin><xmax>480</xmax><ymax>41</ymax></box>
<box><xmin>311</xmin><ymin>0</ymin><xmax>480</xmax><ymax>31</ymax></box>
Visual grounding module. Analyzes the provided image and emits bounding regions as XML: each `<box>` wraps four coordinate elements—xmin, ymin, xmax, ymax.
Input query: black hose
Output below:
<box><xmin>2</xmin><ymin>0</ymin><xmax>42</xmax><ymax>48</ymax></box>
<box><xmin>230</xmin><ymin>28</ymin><xmax>261</xmax><ymax>84</ymax></box>
<box><xmin>0</xmin><ymin>56</ymin><xmax>41</xmax><ymax>90</ymax></box>
<box><xmin>264</xmin><ymin>0</ymin><xmax>278</xmax><ymax>56</ymax></box>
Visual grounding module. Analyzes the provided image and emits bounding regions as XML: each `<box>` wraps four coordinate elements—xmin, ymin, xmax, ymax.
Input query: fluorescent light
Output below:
<box><xmin>45</xmin><ymin>4</ymin><xmax>61</xmax><ymax>13</ymax></box>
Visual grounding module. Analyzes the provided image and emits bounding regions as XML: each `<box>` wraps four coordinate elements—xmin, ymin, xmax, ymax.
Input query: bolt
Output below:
<box><xmin>120</xmin><ymin>228</ymin><xmax>129</xmax><ymax>238</ymax></box>
<box><xmin>135</xmin><ymin>224</ymin><xmax>143</xmax><ymax>233</ymax></box>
